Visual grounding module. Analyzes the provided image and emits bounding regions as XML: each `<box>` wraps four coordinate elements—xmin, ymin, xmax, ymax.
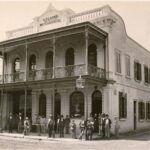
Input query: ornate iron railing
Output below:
<box><xmin>88</xmin><ymin>64</ymin><xmax>106</xmax><ymax>79</ymax></box>
<box><xmin>0</xmin><ymin>64</ymin><xmax>106</xmax><ymax>84</ymax></box>
<box><xmin>55</xmin><ymin>64</ymin><xmax>86</xmax><ymax>78</ymax></box>
<box><xmin>4</xmin><ymin>72</ymin><xmax>25</xmax><ymax>83</ymax></box>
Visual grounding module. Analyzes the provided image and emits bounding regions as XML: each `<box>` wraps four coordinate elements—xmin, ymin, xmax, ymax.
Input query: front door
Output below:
<box><xmin>92</xmin><ymin>90</ymin><xmax>102</xmax><ymax>116</ymax></box>
<box><xmin>134</xmin><ymin>101</ymin><xmax>137</xmax><ymax>130</ymax></box>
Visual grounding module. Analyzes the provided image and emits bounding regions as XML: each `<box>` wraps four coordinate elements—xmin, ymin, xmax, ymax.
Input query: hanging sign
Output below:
<box><xmin>76</xmin><ymin>75</ymin><xmax>85</xmax><ymax>89</ymax></box>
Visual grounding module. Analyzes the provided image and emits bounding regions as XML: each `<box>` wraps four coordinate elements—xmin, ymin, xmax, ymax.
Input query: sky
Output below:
<box><xmin>0</xmin><ymin>0</ymin><xmax>150</xmax><ymax>51</ymax></box>
<box><xmin>0</xmin><ymin>0</ymin><xmax>150</xmax><ymax>74</ymax></box>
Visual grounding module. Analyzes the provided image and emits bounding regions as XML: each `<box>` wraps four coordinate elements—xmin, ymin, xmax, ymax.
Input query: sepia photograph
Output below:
<box><xmin>0</xmin><ymin>0</ymin><xmax>150</xmax><ymax>149</ymax></box>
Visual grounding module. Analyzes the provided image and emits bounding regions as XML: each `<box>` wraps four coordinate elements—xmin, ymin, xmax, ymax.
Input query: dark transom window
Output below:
<box><xmin>29</xmin><ymin>54</ymin><xmax>36</xmax><ymax>70</ymax></box>
<box><xmin>45</xmin><ymin>51</ymin><xmax>53</xmax><ymax>68</ymax></box>
<box><xmin>65</xmin><ymin>48</ymin><xmax>74</xmax><ymax>66</ymax></box>
<box><xmin>88</xmin><ymin>44</ymin><xmax>97</xmax><ymax>66</ymax></box>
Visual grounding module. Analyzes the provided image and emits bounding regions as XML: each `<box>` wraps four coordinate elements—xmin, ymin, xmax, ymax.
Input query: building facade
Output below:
<box><xmin>0</xmin><ymin>4</ymin><xmax>150</xmax><ymax>133</ymax></box>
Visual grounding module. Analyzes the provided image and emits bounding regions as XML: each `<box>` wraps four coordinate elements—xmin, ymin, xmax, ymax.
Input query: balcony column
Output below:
<box><xmin>85</xmin><ymin>28</ymin><xmax>89</xmax><ymax>75</ymax></box>
<box><xmin>24</xmin><ymin>42</ymin><xmax>28</xmax><ymax>119</ymax></box>
<box><xmin>0</xmin><ymin>49</ymin><xmax>5</xmax><ymax>131</ymax></box>
<box><xmin>52</xmin><ymin>37</ymin><xmax>56</xmax><ymax>78</ymax></box>
<box><xmin>25</xmin><ymin>42</ymin><xmax>28</xmax><ymax>81</ymax></box>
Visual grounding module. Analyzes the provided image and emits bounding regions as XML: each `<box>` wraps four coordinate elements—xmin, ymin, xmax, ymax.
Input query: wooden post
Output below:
<box><xmin>25</xmin><ymin>42</ymin><xmax>28</xmax><ymax>81</ymax></box>
<box><xmin>52</xmin><ymin>37</ymin><xmax>56</xmax><ymax>78</ymax></box>
<box><xmin>24</xmin><ymin>87</ymin><xmax>27</xmax><ymax>119</ymax></box>
<box><xmin>0</xmin><ymin>49</ymin><xmax>5</xmax><ymax>131</ymax></box>
<box><xmin>85</xmin><ymin>28</ymin><xmax>89</xmax><ymax>75</ymax></box>
<box><xmin>24</xmin><ymin>42</ymin><xmax>28</xmax><ymax>119</ymax></box>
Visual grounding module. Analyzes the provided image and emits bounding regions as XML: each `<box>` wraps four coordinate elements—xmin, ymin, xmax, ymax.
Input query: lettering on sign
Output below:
<box><xmin>40</xmin><ymin>15</ymin><xmax>61</xmax><ymax>26</ymax></box>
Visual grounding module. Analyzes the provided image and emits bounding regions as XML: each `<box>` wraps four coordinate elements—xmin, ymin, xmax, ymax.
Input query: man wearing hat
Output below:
<box><xmin>24</xmin><ymin>117</ymin><xmax>30</xmax><ymax>135</ymax></box>
<box><xmin>47</xmin><ymin>115</ymin><xmax>55</xmax><ymax>138</ymax></box>
<box><xmin>18</xmin><ymin>113</ymin><xmax>22</xmax><ymax>133</ymax></box>
<box><xmin>8</xmin><ymin>112</ymin><xmax>13</xmax><ymax>133</ymax></box>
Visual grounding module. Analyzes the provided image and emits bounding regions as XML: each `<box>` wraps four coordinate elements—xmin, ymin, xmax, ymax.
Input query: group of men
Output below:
<box><xmin>8</xmin><ymin>112</ymin><xmax>30</xmax><ymax>135</ymax></box>
<box><xmin>7</xmin><ymin>112</ymin><xmax>112</xmax><ymax>140</ymax></box>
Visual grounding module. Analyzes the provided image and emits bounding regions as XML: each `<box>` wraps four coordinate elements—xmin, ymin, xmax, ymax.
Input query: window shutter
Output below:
<box><xmin>119</xmin><ymin>92</ymin><xmax>122</xmax><ymax>119</ymax></box>
<box><xmin>139</xmin><ymin>64</ymin><xmax>142</xmax><ymax>81</ymax></box>
<box><xmin>143</xmin><ymin>103</ymin><xmax>145</xmax><ymax>119</ymax></box>
<box><xmin>124</xmin><ymin>93</ymin><xmax>127</xmax><ymax>118</ymax></box>
<box><xmin>146</xmin><ymin>103</ymin><xmax>148</xmax><ymax>120</ymax></box>
<box><xmin>138</xmin><ymin>102</ymin><xmax>141</xmax><ymax>120</ymax></box>
<box><xmin>148</xmin><ymin>69</ymin><xmax>150</xmax><ymax>83</ymax></box>
<box><xmin>134</xmin><ymin>62</ymin><xmax>137</xmax><ymax>80</ymax></box>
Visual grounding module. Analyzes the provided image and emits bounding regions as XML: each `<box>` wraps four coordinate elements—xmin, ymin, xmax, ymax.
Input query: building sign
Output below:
<box><xmin>40</xmin><ymin>15</ymin><xmax>61</xmax><ymax>26</ymax></box>
<box><xmin>76</xmin><ymin>75</ymin><xmax>85</xmax><ymax>89</ymax></box>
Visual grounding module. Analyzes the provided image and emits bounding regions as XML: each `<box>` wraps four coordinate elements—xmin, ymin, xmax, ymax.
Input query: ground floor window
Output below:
<box><xmin>119</xmin><ymin>92</ymin><xmax>127</xmax><ymax>119</ymax></box>
<box><xmin>146</xmin><ymin>102</ymin><xmax>150</xmax><ymax>119</ymax></box>
<box><xmin>70</xmin><ymin>91</ymin><xmax>84</xmax><ymax>118</ymax></box>
<box><xmin>138</xmin><ymin>102</ymin><xmax>145</xmax><ymax>120</ymax></box>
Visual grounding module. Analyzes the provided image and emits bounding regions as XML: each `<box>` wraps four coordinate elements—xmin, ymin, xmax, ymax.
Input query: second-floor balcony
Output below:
<box><xmin>0</xmin><ymin>64</ymin><xmax>106</xmax><ymax>84</ymax></box>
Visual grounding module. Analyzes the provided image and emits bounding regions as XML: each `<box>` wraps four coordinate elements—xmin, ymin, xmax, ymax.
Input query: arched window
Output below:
<box><xmin>13</xmin><ymin>57</ymin><xmax>20</xmax><ymax>73</ymax></box>
<box><xmin>70</xmin><ymin>91</ymin><xmax>84</xmax><ymax>118</ymax></box>
<box><xmin>88</xmin><ymin>44</ymin><xmax>97</xmax><ymax>66</ymax></box>
<box><xmin>39</xmin><ymin>93</ymin><xmax>46</xmax><ymax>117</ymax></box>
<box><xmin>92</xmin><ymin>90</ymin><xmax>102</xmax><ymax>116</ymax></box>
<box><xmin>45</xmin><ymin>51</ymin><xmax>53</xmax><ymax>68</ymax></box>
<box><xmin>29</xmin><ymin>54</ymin><xmax>36</xmax><ymax>70</ymax></box>
<box><xmin>65</xmin><ymin>48</ymin><xmax>74</xmax><ymax>66</ymax></box>
<box><xmin>54</xmin><ymin>93</ymin><xmax>61</xmax><ymax>118</ymax></box>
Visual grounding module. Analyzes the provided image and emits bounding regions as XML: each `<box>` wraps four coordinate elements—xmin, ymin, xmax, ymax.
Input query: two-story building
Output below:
<box><xmin>0</xmin><ymin>4</ymin><xmax>150</xmax><ymax>133</ymax></box>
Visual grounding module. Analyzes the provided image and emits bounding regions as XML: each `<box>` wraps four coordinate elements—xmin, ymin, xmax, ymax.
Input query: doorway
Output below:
<box><xmin>133</xmin><ymin>101</ymin><xmax>137</xmax><ymax>130</ymax></box>
<box><xmin>54</xmin><ymin>93</ymin><xmax>61</xmax><ymax>118</ymax></box>
<box><xmin>92</xmin><ymin>90</ymin><xmax>102</xmax><ymax>116</ymax></box>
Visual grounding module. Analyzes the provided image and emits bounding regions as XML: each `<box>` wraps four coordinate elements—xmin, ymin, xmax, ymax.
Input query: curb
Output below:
<box><xmin>0</xmin><ymin>133</ymin><xmax>82</xmax><ymax>142</ymax></box>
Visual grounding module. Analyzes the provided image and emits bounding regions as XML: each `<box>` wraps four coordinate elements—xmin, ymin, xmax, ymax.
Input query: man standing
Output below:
<box><xmin>24</xmin><ymin>117</ymin><xmax>30</xmax><ymax>135</ymax></box>
<box><xmin>65</xmin><ymin>115</ymin><xmax>70</xmax><ymax>134</ymax></box>
<box><xmin>18</xmin><ymin>113</ymin><xmax>22</xmax><ymax>133</ymax></box>
<box><xmin>101</xmin><ymin>113</ymin><xmax>106</xmax><ymax>138</ymax></box>
<box><xmin>36</xmin><ymin>115</ymin><xmax>41</xmax><ymax>136</ymax></box>
<box><xmin>105</xmin><ymin>114</ymin><xmax>111</xmax><ymax>139</ymax></box>
<box><xmin>8</xmin><ymin>112</ymin><xmax>13</xmax><ymax>133</ymax></box>
<box><xmin>59</xmin><ymin>115</ymin><xmax>65</xmax><ymax>138</ymax></box>
<box><xmin>86</xmin><ymin>118</ymin><xmax>94</xmax><ymax>140</ymax></box>
<box><xmin>47</xmin><ymin>115</ymin><xmax>55</xmax><ymax>138</ymax></box>
<box><xmin>78</xmin><ymin>116</ymin><xmax>85</xmax><ymax>140</ymax></box>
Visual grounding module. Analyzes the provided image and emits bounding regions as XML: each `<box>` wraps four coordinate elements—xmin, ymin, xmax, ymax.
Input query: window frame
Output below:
<box><xmin>134</xmin><ymin>60</ymin><xmax>142</xmax><ymax>82</ymax></box>
<box><xmin>125</xmin><ymin>54</ymin><xmax>130</xmax><ymax>78</ymax></box>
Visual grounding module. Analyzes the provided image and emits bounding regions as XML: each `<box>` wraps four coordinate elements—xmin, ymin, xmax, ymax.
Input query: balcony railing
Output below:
<box><xmin>28</xmin><ymin>68</ymin><xmax>53</xmax><ymax>81</ymax></box>
<box><xmin>0</xmin><ymin>64</ymin><xmax>106</xmax><ymax>84</ymax></box>
<box><xmin>55</xmin><ymin>64</ymin><xmax>86</xmax><ymax>78</ymax></box>
<box><xmin>4</xmin><ymin>72</ymin><xmax>25</xmax><ymax>83</ymax></box>
<box><xmin>88</xmin><ymin>64</ymin><xmax>106</xmax><ymax>79</ymax></box>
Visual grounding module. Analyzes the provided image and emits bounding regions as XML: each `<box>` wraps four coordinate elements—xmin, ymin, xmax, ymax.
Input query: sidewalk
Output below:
<box><xmin>1</xmin><ymin>129</ymin><xmax>150</xmax><ymax>142</ymax></box>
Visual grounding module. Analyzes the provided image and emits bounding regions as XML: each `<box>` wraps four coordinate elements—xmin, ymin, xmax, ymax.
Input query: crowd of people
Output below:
<box><xmin>7</xmin><ymin>112</ymin><xmax>117</xmax><ymax>140</ymax></box>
